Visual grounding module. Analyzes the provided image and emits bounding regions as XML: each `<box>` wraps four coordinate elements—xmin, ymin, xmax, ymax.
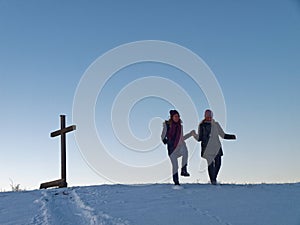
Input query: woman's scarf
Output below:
<box><xmin>167</xmin><ymin>121</ymin><xmax>181</xmax><ymax>150</ymax></box>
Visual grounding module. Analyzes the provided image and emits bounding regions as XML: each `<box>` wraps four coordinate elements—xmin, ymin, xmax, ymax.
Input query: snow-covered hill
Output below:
<box><xmin>0</xmin><ymin>183</ymin><xmax>299</xmax><ymax>225</ymax></box>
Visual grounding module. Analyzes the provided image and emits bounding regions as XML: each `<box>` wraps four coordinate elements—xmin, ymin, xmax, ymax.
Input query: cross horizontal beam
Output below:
<box><xmin>50</xmin><ymin>125</ymin><xmax>76</xmax><ymax>137</ymax></box>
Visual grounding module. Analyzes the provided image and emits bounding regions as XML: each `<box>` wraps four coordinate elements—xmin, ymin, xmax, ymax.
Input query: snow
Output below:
<box><xmin>0</xmin><ymin>183</ymin><xmax>300</xmax><ymax>225</ymax></box>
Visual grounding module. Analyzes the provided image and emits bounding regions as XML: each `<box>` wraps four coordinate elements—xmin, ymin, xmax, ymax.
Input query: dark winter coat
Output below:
<box><xmin>198</xmin><ymin>121</ymin><xmax>223</xmax><ymax>157</ymax></box>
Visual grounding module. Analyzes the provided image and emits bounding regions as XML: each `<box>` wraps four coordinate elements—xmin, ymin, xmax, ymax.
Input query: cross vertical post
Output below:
<box><xmin>60</xmin><ymin>115</ymin><xmax>67</xmax><ymax>184</ymax></box>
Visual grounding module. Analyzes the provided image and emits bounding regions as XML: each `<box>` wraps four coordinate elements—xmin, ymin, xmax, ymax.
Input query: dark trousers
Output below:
<box><xmin>208</xmin><ymin>154</ymin><xmax>222</xmax><ymax>183</ymax></box>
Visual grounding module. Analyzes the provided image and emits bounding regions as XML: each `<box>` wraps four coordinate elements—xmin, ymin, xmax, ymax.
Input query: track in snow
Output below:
<box><xmin>31</xmin><ymin>188</ymin><xmax>129</xmax><ymax>225</ymax></box>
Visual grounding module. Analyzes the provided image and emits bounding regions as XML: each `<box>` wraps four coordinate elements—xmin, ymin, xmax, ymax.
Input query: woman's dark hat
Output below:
<box><xmin>169</xmin><ymin>110</ymin><xmax>180</xmax><ymax>117</ymax></box>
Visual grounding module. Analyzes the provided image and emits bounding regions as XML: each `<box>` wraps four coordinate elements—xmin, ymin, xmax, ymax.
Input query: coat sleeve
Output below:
<box><xmin>183</xmin><ymin>130</ymin><xmax>194</xmax><ymax>140</ymax></box>
<box><xmin>161</xmin><ymin>122</ymin><xmax>168</xmax><ymax>143</ymax></box>
<box><xmin>216</xmin><ymin>122</ymin><xmax>236</xmax><ymax>140</ymax></box>
<box><xmin>216</xmin><ymin>122</ymin><xmax>225</xmax><ymax>138</ymax></box>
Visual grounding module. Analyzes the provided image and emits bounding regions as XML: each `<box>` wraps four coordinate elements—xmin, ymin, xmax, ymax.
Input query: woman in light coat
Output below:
<box><xmin>192</xmin><ymin>109</ymin><xmax>236</xmax><ymax>185</ymax></box>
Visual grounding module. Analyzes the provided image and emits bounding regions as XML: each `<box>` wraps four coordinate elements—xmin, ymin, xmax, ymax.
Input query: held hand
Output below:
<box><xmin>191</xmin><ymin>130</ymin><xmax>196</xmax><ymax>137</ymax></box>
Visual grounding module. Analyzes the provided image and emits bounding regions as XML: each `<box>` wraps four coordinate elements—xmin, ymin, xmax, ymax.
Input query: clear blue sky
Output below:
<box><xmin>1</xmin><ymin>0</ymin><xmax>299</xmax><ymax>190</ymax></box>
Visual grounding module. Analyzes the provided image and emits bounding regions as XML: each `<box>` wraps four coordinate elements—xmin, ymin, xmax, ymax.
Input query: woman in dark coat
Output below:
<box><xmin>161</xmin><ymin>110</ymin><xmax>193</xmax><ymax>185</ymax></box>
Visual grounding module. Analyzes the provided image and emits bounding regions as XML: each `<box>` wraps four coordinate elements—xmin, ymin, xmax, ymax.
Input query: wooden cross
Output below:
<box><xmin>40</xmin><ymin>115</ymin><xmax>76</xmax><ymax>189</ymax></box>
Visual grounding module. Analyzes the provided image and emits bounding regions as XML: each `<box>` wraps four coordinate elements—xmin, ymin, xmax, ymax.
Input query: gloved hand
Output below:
<box><xmin>163</xmin><ymin>137</ymin><xmax>168</xmax><ymax>144</ymax></box>
<box><xmin>224</xmin><ymin>134</ymin><xmax>236</xmax><ymax>140</ymax></box>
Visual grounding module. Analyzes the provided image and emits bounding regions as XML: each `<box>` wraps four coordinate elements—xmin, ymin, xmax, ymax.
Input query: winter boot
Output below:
<box><xmin>181</xmin><ymin>165</ymin><xmax>190</xmax><ymax>177</ymax></box>
<box><xmin>211</xmin><ymin>180</ymin><xmax>217</xmax><ymax>185</ymax></box>
<box><xmin>173</xmin><ymin>173</ymin><xmax>180</xmax><ymax>185</ymax></box>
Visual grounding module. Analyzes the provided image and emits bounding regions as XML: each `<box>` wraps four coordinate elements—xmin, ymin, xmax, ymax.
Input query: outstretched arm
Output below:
<box><xmin>216</xmin><ymin>122</ymin><xmax>236</xmax><ymax>140</ymax></box>
<box><xmin>183</xmin><ymin>130</ymin><xmax>195</xmax><ymax>140</ymax></box>
<box><xmin>190</xmin><ymin>124</ymin><xmax>201</xmax><ymax>141</ymax></box>
<box><xmin>188</xmin><ymin>124</ymin><xmax>200</xmax><ymax>141</ymax></box>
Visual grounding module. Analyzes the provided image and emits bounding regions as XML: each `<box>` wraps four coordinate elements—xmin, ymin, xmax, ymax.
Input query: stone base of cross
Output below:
<box><xmin>40</xmin><ymin>115</ymin><xmax>76</xmax><ymax>189</ymax></box>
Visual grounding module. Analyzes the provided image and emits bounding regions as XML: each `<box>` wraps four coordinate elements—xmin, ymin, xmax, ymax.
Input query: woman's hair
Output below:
<box><xmin>167</xmin><ymin>109</ymin><xmax>182</xmax><ymax>126</ymax></box>
<box><xmin>167</xmin><ymin>117</ymin><xmax>182</xmax><ymax>126</ymax></box>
